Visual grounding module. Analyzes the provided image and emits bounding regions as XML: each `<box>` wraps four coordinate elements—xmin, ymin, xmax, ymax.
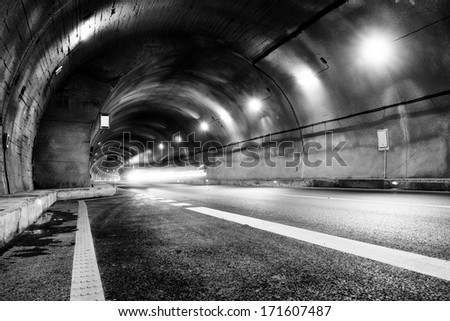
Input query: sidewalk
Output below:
<box><xmin>0</xmin><ymin>185</ymin><xmax>116</xmax><ymax>249</ymax></box>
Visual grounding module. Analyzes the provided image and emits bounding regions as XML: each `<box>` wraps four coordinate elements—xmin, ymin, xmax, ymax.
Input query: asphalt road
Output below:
<box><xmin>85</xmin><ymin>185</ymin><xmax>450</xmax><ymax>300</ymax></box>
<box><xmin>124</xmin><ymin>184</ymin><xmax>450</xmax><ymax>260</ymax></box>
<box><xmin>1</xmin><ymin>185</ymin><xmax>449</xmax><ymax>300</ymax></box>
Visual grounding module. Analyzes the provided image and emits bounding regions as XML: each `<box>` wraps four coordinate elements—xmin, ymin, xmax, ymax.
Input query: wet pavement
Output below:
<box><xmin>0</xmin><ymin>201</ymin><xmax>78</xmax><ymax>300</ymax></box>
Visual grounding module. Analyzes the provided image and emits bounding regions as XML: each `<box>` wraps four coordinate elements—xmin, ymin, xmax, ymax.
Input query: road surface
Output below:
<box><xmin>1</xmin><ymin>184</ymin><xmax>450</xmax><ymax>300</ymax></box>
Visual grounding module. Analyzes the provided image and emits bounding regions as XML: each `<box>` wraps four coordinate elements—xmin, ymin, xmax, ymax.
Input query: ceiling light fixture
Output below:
<box><xmin>54</xmin><ymin>66</ymin><xmax>63</xmax><ymax>75</ymax></box>
<box><xmin>360</xmin><ymin>33</ymin><xmax>394</xmax><ymax>67</ymax></box>
<box><xmin>247</xmin><ymin>88</ymin><xmax>271</xmax><ymax>112</ymax></box>
<box><xmin>248</xmin><ymin>98</ymin><xmax>263</xmax><ymax>112</ymax></box>
<box><xmin>200</xmin><ymin>122</ymin><xmax>209</xmax><ymax>131</ymax></box>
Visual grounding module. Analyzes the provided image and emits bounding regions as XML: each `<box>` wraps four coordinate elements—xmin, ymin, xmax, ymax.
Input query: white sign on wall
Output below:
<box><xmin>377</xmin><ymin>128</ymin><xmax>389</xmax><ymax>151</ymax></box>
<box><xmin>100</xmin><ymin>114</ymin><xmax>110</xmax><ymax>129</ymax></box>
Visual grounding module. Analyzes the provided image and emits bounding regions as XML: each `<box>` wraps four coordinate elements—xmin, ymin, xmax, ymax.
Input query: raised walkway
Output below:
<box><xmin>0</xmin><ymin>185</ymin><xmax>116</xmax><ymax>248</ymax></box>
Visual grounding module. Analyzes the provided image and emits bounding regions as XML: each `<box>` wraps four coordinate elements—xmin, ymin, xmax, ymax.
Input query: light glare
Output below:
<box><xmin>218</xmin><ymin>110</ymin><xmax>232</xmax><ymax>124</ymax></box>
<box><xmin>80</xmin><ymin>22</ymin><xmax>93</xmax><ymax>41</ymax></box>
<box><xmin>126</xmin><ymin>169</ymin><xmax>207</xmax><ymax>183</ymax></box>
<box><xmin>295</xmin><ymin>68</ymin><xmax>320</xmax><ymax>89</ymax></box>
<box><xmin>360</xmin><ymin>34</ymin><xmax>393</xmax><ymax>67</ymax></box>
<box><xmin>200</xmin><ymin>122</ymin><xmax>209</xmax><ymax>131</ymax></box>
<box><xmin>248</xmin><ymin>98</ymin><xmax>263</xmax><ymax>112</ymax></box>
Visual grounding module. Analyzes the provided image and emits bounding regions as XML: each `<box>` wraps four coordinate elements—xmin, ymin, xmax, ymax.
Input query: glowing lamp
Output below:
<box><xmin>200</xmin><ymin>122</ymin><xmax>209</xmax><ymax>131</ymax></box>
<box><xmin>248</xmin><ymin>98</ymin><xmax>263</xmax><ymax>112</ymax></box>
<box><xmin>360</xmin><ymin>33</ymin><xmax>393</xmax><ymax>67</ymax></box>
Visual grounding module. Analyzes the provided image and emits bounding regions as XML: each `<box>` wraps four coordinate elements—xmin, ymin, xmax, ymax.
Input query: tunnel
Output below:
<box><xmin>0</xmin><ymin>0</ymin><xmax>448</xmax><ymax>192</ymax></box>
<box><xmin>1</xmin><ymin>0</ymin><xmax>450</xmax><ymax>304</ymax></box>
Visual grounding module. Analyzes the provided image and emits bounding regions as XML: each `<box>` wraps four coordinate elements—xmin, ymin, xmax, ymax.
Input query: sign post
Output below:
<box><xmin>377</xmin><ymin>129</ymin><xmax>389</xmax><ymax>178</ymax></box>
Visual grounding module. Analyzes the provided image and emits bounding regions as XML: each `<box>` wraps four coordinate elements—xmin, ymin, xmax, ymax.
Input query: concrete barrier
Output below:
<box><xmin>56</xmin><ymin>185</ymin><xmax>117</xmax><ymax>201</ymax></box>
<box><xmin>178</xmin><ymin>177</ymin><xmax>450</xmax><ymax>192</ymax></box>
<box><xmin>0</xmin><ymin>185</ymin><xmax>116</xmax><ymax>249</ymax></box>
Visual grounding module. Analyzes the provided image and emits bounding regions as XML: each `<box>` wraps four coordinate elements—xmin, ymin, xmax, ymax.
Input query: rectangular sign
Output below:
<box><xmin>377</xmin><ymin>128</ymin><xmax>389</xmax><ymax>151</ymax></box>
<box><xmin>100</xmin><ymin>114</ymin><xmax>110</xmax><ymax>129</ymax></box>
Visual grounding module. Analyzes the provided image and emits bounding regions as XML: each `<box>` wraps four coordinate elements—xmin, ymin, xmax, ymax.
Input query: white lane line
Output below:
<box><xmin>186</xmin><ymin>206</ymin><xmax>450</xmax><ymax>281</ymax></box>
<box><xmin>70</xmin><ymin>201</ymin><xmax>105</xmax><ymax>301</ymax></box>
<box><xmin>275</xmin><ymin>193</ymin><xmax>450</xmax><ymax>209</ymax></box>
<box><xmin>151</xmin><ymin>197</ymin><xmax>165</xmax><ymax>200</ymax></box>
<box><xmin>170</xmin><ymin>203</ymin><xmax>193</xmax><ymax>207</ymax></box>
<box><xmin>159</xmin><ymin>199</ymin><xmax>176</xmax><ymax>203</ymax></box>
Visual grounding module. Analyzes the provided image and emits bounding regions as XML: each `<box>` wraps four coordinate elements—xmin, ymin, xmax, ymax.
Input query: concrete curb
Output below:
<box><xmin>0</xmin><ymin>185</ymin><xmax>116</xmax><ymax>249</ymax></box>
<box><xmin>180</xmin><ymin>178</ymin><xmax>450</xmax><ymax>192</ymax></box>
<box><xmin>56</xmin><ymin>185</ymin><xmax>117</xmax><ymax>201</ymax></box>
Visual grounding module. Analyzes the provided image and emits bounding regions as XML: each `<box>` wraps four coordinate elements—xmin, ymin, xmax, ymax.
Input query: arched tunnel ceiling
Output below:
<box><xmin>93</xmin><ymin>46</ymin><xmax>296</xmax><ymax>150</ymax></box>
<box><xmin>1</xmin><ymin>0</ymin><xmax>345</xmax><ymax>173</ymax></box>
<box><xmin>1</xmin><ymin>0</ymin><xmax>450</xmax><ymax>188</ymax></box>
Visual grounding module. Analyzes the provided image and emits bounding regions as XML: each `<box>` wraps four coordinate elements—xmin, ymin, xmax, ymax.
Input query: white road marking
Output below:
<box><xmin>187</xmin><ymin>206</ymin><xmax>450</xmax><ymax>281</ymax></box>
<box><xmin>70</xmin><ymin>201</ymin><xmax>105</xmax><ymax>301</ymax></box>
<box><xmin>275</xmin><ymin>193</ymin><xmax>450</xmax><ymax>209</ymax></box>
<box><xmin>170</xmin><ymin>203</ymin><xmax>193</xmax><ymax>207</ymax></box>
<box><xmin>150</xmin><ymin>197</ymin><xmax>165</xmax><ymax>200</ymax></box>
<box><xmin>159</xmin><ymin>199</ymin><xmax>176</xmax><ymax>203</ymax></box>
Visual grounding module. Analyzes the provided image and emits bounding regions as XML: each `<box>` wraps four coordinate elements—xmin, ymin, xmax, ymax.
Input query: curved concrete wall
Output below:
<box><xmin>33</xmin><ymin>73</ymin><xmax>111</xmax><ymax>188</ymax></box>
<box><xmin>1</xmin><ymin>0</ymin><xmax>449</xmax><ymax>193</ymax></box>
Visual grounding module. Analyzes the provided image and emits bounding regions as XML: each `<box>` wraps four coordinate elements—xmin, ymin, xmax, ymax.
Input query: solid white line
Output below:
<box><xmin>70</xmin><ymin>201</ymin><xmax>105</xmax><ymax>301</ymax></box>
<box><xmin>159</xmin><ymin>199</ymin><xmax>176</xmax><ymax>203</ymax></box>
<box><xmin>186</xmin><ymin>206</ymin><xmax>450</xmax><ymax>281</ymax></box>
<box><xmin>275</xmin><ymin>193</ymin><xmax>450</xmax><ymax>209</ymax></box>
<box><xmin>170</xmin><ymin>203</ymin><xmax>193</xmax><ymax>207</ymax></box>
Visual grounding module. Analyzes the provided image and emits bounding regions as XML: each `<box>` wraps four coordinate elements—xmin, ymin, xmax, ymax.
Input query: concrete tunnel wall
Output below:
<box><xmin>1</xmin><ymin>0</ymin><xmax>450</xmax><ymax>194</ymax></box>
<box><xmin>33</xmin><ymin>73</ymin><xmax>111</xmax><ymax>189</ymax></box>
<box><xmin>203</xmin><ymin>97</ymin><xmax>450</xmax><ymax>183</ymax></box>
